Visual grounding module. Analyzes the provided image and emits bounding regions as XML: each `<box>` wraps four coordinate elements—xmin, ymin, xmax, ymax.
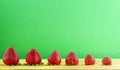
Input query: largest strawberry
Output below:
<box><xmin>3</xmin><ymin>47</ymin><xmax>19</xmax><ymax>65</ymax></box>
<box><xmin>48</xmin><ymin>50</ymin><xmax>61</xmax><ymax>65</ymax></box>
<box><xmin>26</xmin><ymin>48</ymin><xmax>42</xmax><ymax>65</ymax></box>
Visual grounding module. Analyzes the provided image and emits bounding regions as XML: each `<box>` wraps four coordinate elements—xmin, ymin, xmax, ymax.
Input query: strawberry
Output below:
<box><xmin>65</xmin><ymin>52</ymin><xmax>79</xmax><ymax>65</ymax></box>
<box><xmin>48</xmin><ymin>50</ymin><xmax>61</xmax><ymax>65</ymax></box>
<box><xmin>102</xmin><ymin>56</ymin><xmax>112</xmax><ymax>65</ymax></box>
<box><xmin>26</xmin><ymin>48</ymin><xmax>42</xmax><ymax>65</ymax></box>
<box><xmin>3</xmin><ymin>47</ymin><xmax>19</xmax><ymax>65</ymax></box>
<box><xmin>85</xmin><ymin>54</ymin><xmax>95</xmax><ymax>65</ymax></box>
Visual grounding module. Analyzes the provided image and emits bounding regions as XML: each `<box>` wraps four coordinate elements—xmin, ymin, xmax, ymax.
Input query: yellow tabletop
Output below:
<box><xmin>0</xmin><ymin>59</ymin><xmax>120</xmax><ymax>70</ymax></box>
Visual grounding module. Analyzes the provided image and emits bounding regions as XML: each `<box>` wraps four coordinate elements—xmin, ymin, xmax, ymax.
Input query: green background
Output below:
<box><xmin>0</xmin><ymin>0</ymin><xmax>120</xmax><ymax>59</ymax></box>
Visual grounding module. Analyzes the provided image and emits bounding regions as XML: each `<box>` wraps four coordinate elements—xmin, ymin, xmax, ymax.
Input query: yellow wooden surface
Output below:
<box><xmin>0</xmin><ymin>59</ymin><xmax>120</xmax><ymax>70</ymax></box>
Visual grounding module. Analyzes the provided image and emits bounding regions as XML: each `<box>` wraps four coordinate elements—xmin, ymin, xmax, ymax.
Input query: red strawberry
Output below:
<box><xmin>85</xmin><ymin>54</ymin><xmax>95</xmax><ymax>65</ymax></box>
<box><xmin>102</xmin><ymin>56</ymin><xmax>112</xmax><ymax>65</ymax></box>
<box><xmin>65</xmin><ymin>52</ymin><xmax>79</xmax><ymax>65</ymax></box>
<box><xmin>26</xmin><ymin>48</ymin><xmax>42</xmax><ymax>65</ymax></box>
<box><xmin>3</xmin><ymin>47</ymin><xmax>19</xmax><ymax>65</ymax></box>
<box><xmin>48</xmin><ymin>50</ymin><xmax>61</xmax><ymax>65</ymax></box>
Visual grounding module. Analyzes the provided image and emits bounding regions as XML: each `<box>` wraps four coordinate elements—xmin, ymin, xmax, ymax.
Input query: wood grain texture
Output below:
<box><xmin>0</xmin><ymin>59</ymin><xmax>119</xmax><ymax>70</ymax></box>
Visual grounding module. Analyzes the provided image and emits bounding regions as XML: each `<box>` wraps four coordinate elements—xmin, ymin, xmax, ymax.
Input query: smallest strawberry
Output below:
<box><xmin>102</xmin><ymin>56</ymin><xmax>112</xmax><ymax>65</ymax></box>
